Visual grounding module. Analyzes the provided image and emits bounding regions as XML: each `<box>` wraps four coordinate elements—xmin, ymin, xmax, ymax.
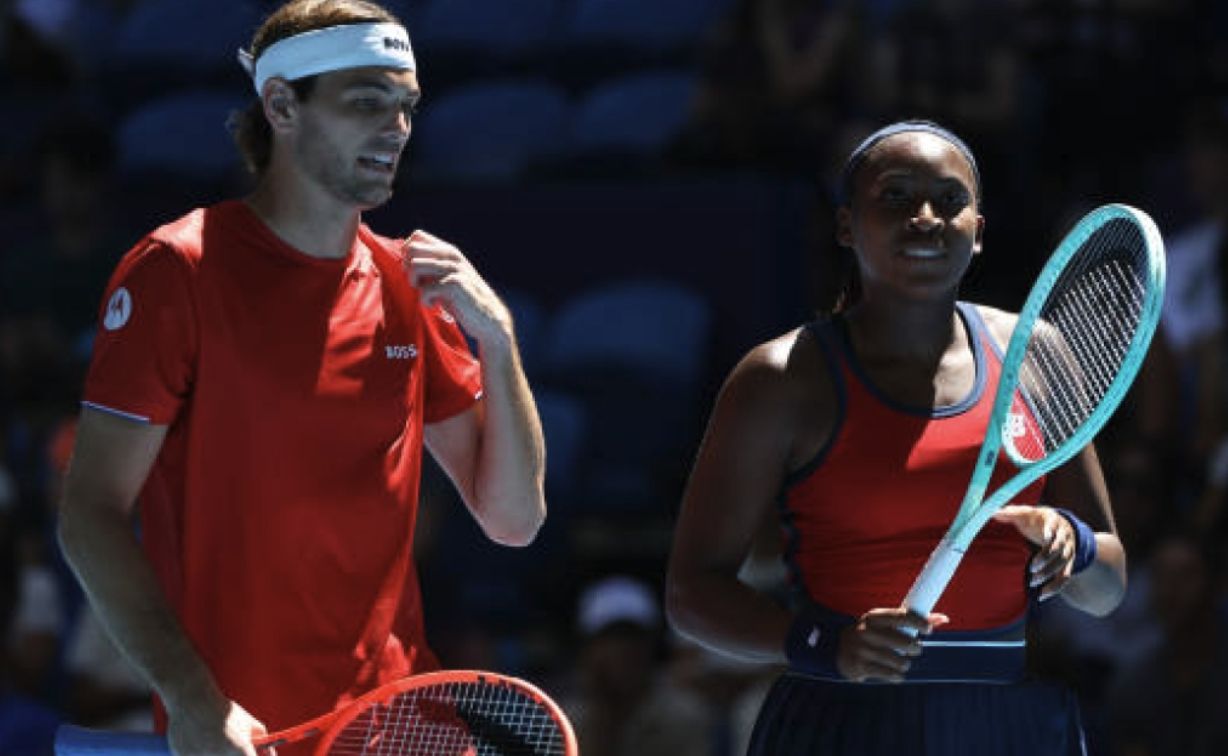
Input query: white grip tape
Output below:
<box><xmin>904</xmin><ymin>538</ymin><xmax>967</xmax><ymax>617</ymax></box>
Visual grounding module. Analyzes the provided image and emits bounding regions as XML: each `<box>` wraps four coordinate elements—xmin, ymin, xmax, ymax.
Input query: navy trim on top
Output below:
<box><xmin>776</xmin><ymin>320</ymin><xmax>847</xmax><ymax>597</ymax></box>
<box><xmin>965</xmin><ymin>303</ymin><xmax>1007</xmax><ymax>361</ymax></box>
<box><xmin>833</xmin><ymin>301</ymin><xmax>988</xmax><ymax>418</ymax></box>
<box><xmin>782</xmin><ymin>320</ymin><xmax>847</xmax><ymax>489</ymax></box>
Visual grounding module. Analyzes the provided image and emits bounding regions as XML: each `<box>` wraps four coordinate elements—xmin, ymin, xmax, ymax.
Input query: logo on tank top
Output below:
<box><xmin>386</xmin><ymin>344</ymin><xmax>418</xmax><ymax>360</ymax></box>
<box><xmin>1004</xmin><ymin>411</ymin><xmax>1028</xmax><ymax>439</ymax></box>
<box><xmin>103</xmin><ymin>287</ymin><xmax>132</xmax><ymax>331</ymax></box>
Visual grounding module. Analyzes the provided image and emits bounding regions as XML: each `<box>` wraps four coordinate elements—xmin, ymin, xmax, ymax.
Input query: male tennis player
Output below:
<box><xmin>666</xmin><ymin>121</ymin><xmax>1127</xmax><ymax>754</ymax></box>
<box><xmin>56</xmin><ymin>2</ymin><xmax>545</xmax><ymax>754</ymax></box>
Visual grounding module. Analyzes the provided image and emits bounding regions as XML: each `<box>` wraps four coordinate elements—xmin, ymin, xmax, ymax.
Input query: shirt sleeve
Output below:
<box><xmin>82</xmin><ymin>239</ymin><xmax>198</xmax><ymax>425</ymax></box>
<box><xmin>420</xmin><ymin>304</ymin><xmax>483</xmax><ymax>424</ymax></box>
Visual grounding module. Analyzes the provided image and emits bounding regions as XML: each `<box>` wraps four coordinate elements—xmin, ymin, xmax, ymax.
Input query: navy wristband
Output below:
<box><xmin>784</xmin><ymin>604</ymin><xmax>854</xmax><ymax>679</ymax></box>
<box><xmin>1054</xmin><ymin>508</ymin><xmax>1097</xmax><ymax>574</ymax></box>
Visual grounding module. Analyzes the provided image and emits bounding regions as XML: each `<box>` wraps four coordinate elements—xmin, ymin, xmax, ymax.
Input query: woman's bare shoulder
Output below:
<box><xmin>725</xmin><ymin>323</ymin><xmax>836</xmax><ymax>421</ymax></box>
<box><xmin>969</xmin><ymin>303</ymin><xmax>1019</xmax><ymax>351</ymax></box>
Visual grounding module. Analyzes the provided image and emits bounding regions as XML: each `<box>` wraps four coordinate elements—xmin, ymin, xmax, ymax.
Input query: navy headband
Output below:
<box><xmin>839</xmin><ymin>120</ymin><xmax>981</xmax><ymax>205</ymax></box>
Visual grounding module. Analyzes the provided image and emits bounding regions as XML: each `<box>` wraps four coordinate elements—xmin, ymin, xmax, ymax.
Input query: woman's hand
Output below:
<box><xmin>993</xmin><ymin>504</ymin><xmax>1076</xmax><ymax>601</ymax></box>
<box><xmin>836</xmin><ymin>608</ymin><xmax>948</xmax><ymax>683</ymax></box>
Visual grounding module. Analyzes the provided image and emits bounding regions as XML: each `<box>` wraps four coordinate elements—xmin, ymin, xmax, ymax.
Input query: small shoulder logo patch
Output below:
<box><xmin>104</xmin><ymin>287</ymin><xmax>132</xmax><ymax>331</ymax></box>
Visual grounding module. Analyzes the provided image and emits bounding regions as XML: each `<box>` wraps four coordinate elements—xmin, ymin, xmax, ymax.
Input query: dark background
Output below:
<box><xmin>1</xmin><ymin>1</ymin><xmax>1226</xmax><ymax>754</ymax></box>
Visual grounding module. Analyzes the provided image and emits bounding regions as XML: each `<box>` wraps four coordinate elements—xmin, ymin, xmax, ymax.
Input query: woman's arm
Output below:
<box><xmin>996</xmin><ymin>443</ymin><xmax>1128</xmax><ymax>616</ymax></box>
<box><xmin>665</xmin><ymin>342</ymin><xmax>802</xmax><ymax>662</ymax></box>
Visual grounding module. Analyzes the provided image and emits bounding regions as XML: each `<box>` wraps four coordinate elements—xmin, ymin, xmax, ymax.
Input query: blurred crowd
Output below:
<box><xmin>1</xmin><ymin>0</ymin><xmax>1227</xmax><ymax>754</ymax></box>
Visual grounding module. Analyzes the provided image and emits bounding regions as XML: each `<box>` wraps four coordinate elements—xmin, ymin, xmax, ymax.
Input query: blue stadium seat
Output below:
<box><xmin>411</xmin><ymin>80</ymin><xmax>570</xmax><ymax>182</ymax></box>
<box><xmin>500</xmin><ymin>287</ymin><xmax>548</xmax><ymax>378</ymax></box>
<box><xmin>414</xmin><ymin>0</ymin><xmax>560</xmax><ymax>59</ymax></box>
<box><xmin>105</xmin><ymin>0</ymin><xmax>256</xmax><ymax>109</ymax></box>
<box><xmin>562</xmin><ymin>0</ymin><xmax>731</xmax><ymax>53</ymax></box>
<box><xmin>111</xmin><ymin>0</ymin><xmax>256</xmax><ymax>68</ymax></box>
<box><xmin>117</xmin><ymin>90</ymin><xmax>247</xmax><ymax>186</ymax></box>
<box><xmin>568</xmin><ymin>71</ymin><xmax>697</xmax><ymax>159</ymax></box>
<box><xmin>541</xmin><ymin>279</ymin><xmax>713</xmax><ymax>514</ymax></box>
<box><xmin>543</xmin><ymin>278</ymin><xmax>712</xmax><ymax>388</ymax></box>
<box><xmin>536</xmin><ymin>389</ymin><xmax>589</xmax><ymax>497</ymax></box>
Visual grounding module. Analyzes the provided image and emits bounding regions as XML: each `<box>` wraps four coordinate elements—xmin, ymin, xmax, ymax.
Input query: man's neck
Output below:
<box><xmin>244</xmin><ymin>174</ymin><xmax>362</xmax><ymax>260</ymax></box>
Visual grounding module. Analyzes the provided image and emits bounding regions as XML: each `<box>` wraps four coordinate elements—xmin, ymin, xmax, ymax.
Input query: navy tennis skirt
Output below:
<box><xmin>747</xmin><ymin>673</ymin><xmax>1086</xmax><ymax>756</ymax></box>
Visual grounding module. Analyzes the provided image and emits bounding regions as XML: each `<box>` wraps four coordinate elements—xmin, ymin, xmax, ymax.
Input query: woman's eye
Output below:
<box><xmin>941</xmin><ymin>192</ymin><xmax>968</xmax><ymax>211</ymax></box>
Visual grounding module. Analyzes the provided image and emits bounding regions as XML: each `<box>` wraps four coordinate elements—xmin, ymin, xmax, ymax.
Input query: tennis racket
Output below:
<box><xmin>54</xmin><ymin>669</ymin><xmax>578</xmax><ymax>755</ymax></box>
<box><xmin>903</xmin><ymin>203</ymin><xmax>1166</xmax><ymax>617</ymax></box>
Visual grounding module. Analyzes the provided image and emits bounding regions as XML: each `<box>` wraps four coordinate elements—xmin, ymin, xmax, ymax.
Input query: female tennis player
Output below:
<box><xmin>666</xmin><ymin>120</ymin><xmax>1128</xmax><ymax>754</ymax></box>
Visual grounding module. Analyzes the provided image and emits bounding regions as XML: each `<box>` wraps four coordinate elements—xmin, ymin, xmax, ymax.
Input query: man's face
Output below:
<box><xmin>290</xmin><ymin>66</ymin><xmax>420</xmax><ymax>209</ymax></box>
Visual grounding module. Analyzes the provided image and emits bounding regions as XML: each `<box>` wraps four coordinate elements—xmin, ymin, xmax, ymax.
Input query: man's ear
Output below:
<box><xmin>262</xmin><ymin>78</ymin><xmax>297</xmax><ymax>134</ymax></box>
<box><xmin>836</xmin><ymin>206</ymin><xmax>855</xmax><ymax>249</ymax></box>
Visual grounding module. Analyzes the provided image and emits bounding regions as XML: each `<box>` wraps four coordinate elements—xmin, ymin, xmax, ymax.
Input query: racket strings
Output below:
<box><xmin>1014</xmin><ymin>218</ymin><xmax>1150</xmax><ymax>458</ymax></box>
<box><xmin>325</xmin><ymin>680</ymin><xmax>568</xmax><ymax>755</ymax></box>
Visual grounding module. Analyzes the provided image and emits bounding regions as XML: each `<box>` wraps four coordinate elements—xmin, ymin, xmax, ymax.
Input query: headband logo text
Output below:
<box><xmin>384</xmin><ymin>37</ymin><xmax>410</xmax><ymax>52</ymax></box>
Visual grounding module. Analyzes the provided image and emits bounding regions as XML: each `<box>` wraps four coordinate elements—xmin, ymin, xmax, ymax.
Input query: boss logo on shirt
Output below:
<box><xmin>103</xmin><ymin>287</ymin><xmax>132</xmax><ymax>331</ymax></box>
<box><xmin>385</xmin><ymin>344</ymin><xmax>418</xmax><ymax>360</ymax></box>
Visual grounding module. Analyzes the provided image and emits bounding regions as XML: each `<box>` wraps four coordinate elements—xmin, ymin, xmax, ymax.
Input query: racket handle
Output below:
<box><xmin>904</xmin><ymin>536</ymin><xmax>967</xmax><ymax>619</ymax></box>
<box><xmin>54</xmin><ymin>725</ymin><xmax>169</xmax><ymax>755</ymax></box>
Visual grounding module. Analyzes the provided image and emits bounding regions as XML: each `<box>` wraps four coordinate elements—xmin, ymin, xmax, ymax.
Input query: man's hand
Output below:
<box><xmin>166</xmin><ymin>697</ymin><xmax>269</xmax><ymax>756</ymax></box>
<box><xmin>403</xmin><ymin>230</ymin><xmax>512</xmax><ymax>350</ymax></box>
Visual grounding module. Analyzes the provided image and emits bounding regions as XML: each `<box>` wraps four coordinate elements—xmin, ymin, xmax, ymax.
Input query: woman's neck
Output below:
<box><xmin>843</xmin><ymin>296</ymin><xmax>963</xmax><ymax>365</ymax></box>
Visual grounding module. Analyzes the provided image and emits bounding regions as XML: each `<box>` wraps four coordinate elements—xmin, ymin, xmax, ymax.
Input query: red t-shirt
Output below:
<box><xmin>781</xmin><ymin>303</ymin><xmax>1042</xmax><ymax>630</ymax></box>
<box><xmin>82</xmin><ymin>200</ymin><xmax>482</xmax><ymax>736</ymax></box>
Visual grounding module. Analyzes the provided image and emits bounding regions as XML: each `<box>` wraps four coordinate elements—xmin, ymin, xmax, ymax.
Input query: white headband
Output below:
<box><xmin>237</xmin><ymin>22</ymin><xmax>416</xmax><ymax>96</ymax></box>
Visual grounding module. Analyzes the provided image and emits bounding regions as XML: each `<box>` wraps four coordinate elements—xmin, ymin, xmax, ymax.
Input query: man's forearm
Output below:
<box><xmin>58</xmin><ymin>503</ymin><xmax>224</xmax><ymax>714</ymax></box>
<box><xmin>472</xmin><ymin>341</ymin><xmax>546</xmax><ymax>545</ymax></box>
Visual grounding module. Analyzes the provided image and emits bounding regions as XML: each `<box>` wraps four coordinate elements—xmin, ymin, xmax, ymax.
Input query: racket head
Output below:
<box><xmin>997</xmin><ymin>203</ymin><xmax>1165</xmax><ymax>467</ymax></box>
<box><xmin>956</xmin><ymin>204</ymin><xmax>1165</xmax><ymax>543</ymax></box>
<box><xmin>309</xmin><ymin>670</ymin><xmax>578</xmax><ymax>756</ymax></box>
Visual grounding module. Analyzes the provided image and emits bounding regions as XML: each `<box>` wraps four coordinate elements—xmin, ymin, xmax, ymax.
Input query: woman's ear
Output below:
<box><xmin>972</xmin><ymin>213</ymin><xmax>985</xmax><ymax>257</ymax></box>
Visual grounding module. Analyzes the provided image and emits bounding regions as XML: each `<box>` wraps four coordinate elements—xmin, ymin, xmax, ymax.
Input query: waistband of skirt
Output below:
<box><xmin>787</xmin><ymin>602</ymin><xmax>1028</xmax><ymax>684</ymax></box>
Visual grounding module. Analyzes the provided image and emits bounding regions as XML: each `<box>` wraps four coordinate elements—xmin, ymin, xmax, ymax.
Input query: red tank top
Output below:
<box><xmin>780</xmin><ymin>303</ymin><xmax>1042</xmax><ymax>630</ymax></box>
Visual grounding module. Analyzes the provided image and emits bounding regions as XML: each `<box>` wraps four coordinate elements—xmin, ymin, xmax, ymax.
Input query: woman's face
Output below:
<box><xmin>837</xmin><ymin>132</ymin><xmax>984</xmax><ymax>303</ymax></box>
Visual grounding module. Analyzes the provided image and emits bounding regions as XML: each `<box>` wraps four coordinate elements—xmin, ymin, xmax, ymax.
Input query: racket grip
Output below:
<box><xmin>54</xmin><ymin>725</ymin><xmax>169</xmax><ymax>755</ymax></box>
<box><xmin>903</xmin><ymin>536</ymin><xmax>967</xmax><ymax>619</ymax></box>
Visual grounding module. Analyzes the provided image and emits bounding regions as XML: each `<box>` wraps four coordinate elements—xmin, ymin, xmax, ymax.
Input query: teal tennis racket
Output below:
<box><xmin>903</xmin><ymin>203</ymin><xmax>1166</xmax><ymax>616</ymax></box>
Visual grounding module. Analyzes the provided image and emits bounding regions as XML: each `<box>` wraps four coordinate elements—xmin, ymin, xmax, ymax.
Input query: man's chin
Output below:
<box><xmin>345</xmin><ymin>185</ymin><xmax>396</xmax><ymax>211</ymax></box>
